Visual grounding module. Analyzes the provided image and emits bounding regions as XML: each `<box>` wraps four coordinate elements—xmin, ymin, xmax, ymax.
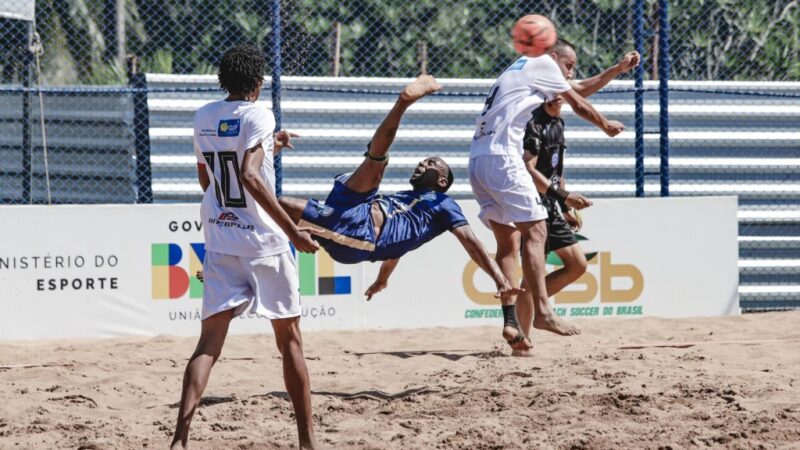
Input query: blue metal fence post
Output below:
<box><xmin>271</xmin><ymin>0</ymin><xmax>283</xmax><ymax>197</ymax></box>
<box><xmin>633</xmin><ymin>0</ymin><xmax>645</xmax><ymax>198</ymax></box>
<box><xmin>22</xmin><ymin>21</ymin><xmax>33</xmax><ymax>203</ymax></box>
<box><xmin>127</xmin><ymin>55</ymin><xmax>153</xmax><ymax>203</ymax></box>
<box><xmin>658</xmin><ymin>0</ymin><xmax>670</xmax><ymax>197</ymax></box>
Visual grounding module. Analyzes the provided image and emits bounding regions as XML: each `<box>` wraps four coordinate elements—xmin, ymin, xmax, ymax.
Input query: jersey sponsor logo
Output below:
<box><xmin>207</xmin><ymin>215</ymin><xmax>255</xmax><ymax>231</ymax></box>
<box><xmin>217</xmin><ymin>119</ymin><xmax>241</xmax><ymax>137</ymax></box>
<box><xmin>218</xmin><ymin>212</ymin><xmax>239</xmax><ymax>222</ymax></box>
<box><xmin>505</xmin><ymin>58</ymin><xmax>528</xmax><ymax>72</ymax></box>
<box><xmin>151</xmin><ymin>243</ymin><xmax>205</xmax><ymax>299</ymax></box>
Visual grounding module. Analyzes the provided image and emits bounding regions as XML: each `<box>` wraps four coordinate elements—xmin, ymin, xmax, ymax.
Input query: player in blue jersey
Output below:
<box><xmin>279</xmin><ymin>76</ymin><xmax>526</xmax><ymax>329</ymax></box>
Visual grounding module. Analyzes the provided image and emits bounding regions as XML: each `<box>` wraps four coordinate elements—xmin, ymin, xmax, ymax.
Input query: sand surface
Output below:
<box><xmin>1</xmin><ymin>312</ymin><xmax>799</xmax><ymax>449</ymax></box>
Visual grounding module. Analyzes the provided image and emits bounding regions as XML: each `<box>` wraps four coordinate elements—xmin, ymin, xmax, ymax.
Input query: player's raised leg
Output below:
<box><xmin>345</xmin><ymin>75</ymin><xmax>442</xmax><ymax>193</ymax></box>
<box><xmin>170</xmin><ymin>309</ymin><xmax>234</xmax><ymax>450</ymax></box>
<box><xmin>543</xmin><ymin>243</ymin><xmax>588</xmax><ymax>305</ymax></box>
<box><xmin>271</xmin><ymin>317</ymin><xmax>318</xmax><ymax>449</ymax></box>
<box><xmin>489</xmin><ymin>221</ymin><xmax>532</xmax><ymax>351</ymax></box>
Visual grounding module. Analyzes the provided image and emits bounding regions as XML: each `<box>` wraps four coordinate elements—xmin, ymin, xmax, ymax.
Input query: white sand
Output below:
<box><xmin>1</xmin><ymin>311</ymin><xmax>799</xmax><ymax>449</ymax></box>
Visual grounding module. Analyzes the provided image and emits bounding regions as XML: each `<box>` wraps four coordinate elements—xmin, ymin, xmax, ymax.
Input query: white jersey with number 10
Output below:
<box><xmin>470</xmin><ymin>55</ymin><xmax>571</xmax><ymax>158</ymax></box>
<box><xmin>193</xmin><ymin>100</ymin><xmax>290</xmax><ymax>258</ymax></box>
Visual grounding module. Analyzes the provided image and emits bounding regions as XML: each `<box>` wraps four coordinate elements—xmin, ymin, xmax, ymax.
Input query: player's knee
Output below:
<box><xmin>523</xmin><ymin>221</ymin><xmax>547</xmax><ymax>243</ymax></box>
<box><xmin>565</xmin><ymin>251</ymin><xmax>588</xmax><ymax>276</ymax></box>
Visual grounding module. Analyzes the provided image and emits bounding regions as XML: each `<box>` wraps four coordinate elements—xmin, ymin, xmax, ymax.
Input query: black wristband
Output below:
<box><xmin>547</xmin><ymin>185</ymin><xmax>570</xmax><ymax>203</ymax></box>
<box><xmin>557</xmin><ymin>197</ymin><xmax>569</xmax><ymax>212</ymax></box>
<box><xmin>363</xmin><ymin>150</ymin><xmax>389</xmax><ymax>162</ymax></box>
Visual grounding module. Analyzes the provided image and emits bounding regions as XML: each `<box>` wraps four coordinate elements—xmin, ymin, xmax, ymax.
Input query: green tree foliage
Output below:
<box><xmin>21</xmin><ymin>0</ymin><xmax>800</xmax><ymax>84</ymax></box>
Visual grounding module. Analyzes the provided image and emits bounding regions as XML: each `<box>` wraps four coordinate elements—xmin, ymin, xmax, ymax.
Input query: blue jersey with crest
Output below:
<box><xmin>300</xmin><ymin>175</ymin><xmax>468</xmax><ymax>264</ymax></box>
<box><xmin>372</xmin><ymin>190</ymin><xmax>468</xmax><ymax>260</ymax></box>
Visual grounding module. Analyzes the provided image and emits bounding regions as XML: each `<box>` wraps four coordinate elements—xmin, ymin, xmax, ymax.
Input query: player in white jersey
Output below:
<box><xmin>171</xmin><ymin>44</ymin><xmax>320</xmax><ymax>450</ymax></box>
<box><xmin>469</xmin><ymin>37</ymin><xmax>626</xmax><ymax>351</ymax></box>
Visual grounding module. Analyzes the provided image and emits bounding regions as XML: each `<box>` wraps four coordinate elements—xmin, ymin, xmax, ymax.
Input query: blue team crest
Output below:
<box><xmin>217</xmin><ymin>119</ymin><xmax>241</xmax><ymax>137</ymax></box>
<box><xmin>420</xmin><ymin>191</ymin><xmax>437</xmax><ymax>201</ymax></box>
<box><xmin>551</xmin><ymin>153</ymin><xmax>560</xmax><ymax>168</ymax></box>
<box><xmin>320</xmin><ymin>206</ymin><xmax>335</xmax><ymax>217</ymax></box>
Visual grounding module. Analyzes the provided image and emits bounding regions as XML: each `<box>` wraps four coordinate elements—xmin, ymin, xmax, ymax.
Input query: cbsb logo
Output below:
<box><xmin>463</xmin><ymin>246</ymin><xmax>644</xmax><ymax>305</ymax></box>
<box><xmin>295</xmin><ymin>249</ymin><xmax>351</xmax><ymax>296</ymax></box>
<box><xmin>152</xmin><ymin>243</ymin><xmax>205</xmax><ymax>299</ymax></box>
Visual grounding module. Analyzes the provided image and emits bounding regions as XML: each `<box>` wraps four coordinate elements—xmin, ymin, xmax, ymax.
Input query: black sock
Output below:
<box><xmin>502</xmin><ymin>304</ymin><xmax>519</xmax><ymax>329</ymax></box>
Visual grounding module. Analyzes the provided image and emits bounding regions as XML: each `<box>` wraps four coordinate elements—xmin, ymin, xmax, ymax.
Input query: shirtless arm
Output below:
<box><xmin>560</xmin><ymin>89</ymin><xmax>624</xmax><ymax>137</ymax></box>
<box><xmin>240</xmin><ymin>144</ymin><xmax>320</xmax><ymax>253</ymax></box>
<box><xmin>197</xmin><ymin>163</ymin><xmax>210</xmax><ymax>192</ymax></box>
<box><xmin>451</xmin><ymin>225</ymin><xmax>522</xmax><ymax>299</ymax></box>
<box><xmin>364</xmin><ymin>258</ymin><xmax>400</xmax><ymax>300</ymax></box>
<box><xmin>523</xmin><ymin>152</ymin><xmax>591</xmax><ymax>210</ymax></box>
<box><xmin>569</xmin><ymin>51</ymin><xmax>640</xmax><ymax>98</ymax></box>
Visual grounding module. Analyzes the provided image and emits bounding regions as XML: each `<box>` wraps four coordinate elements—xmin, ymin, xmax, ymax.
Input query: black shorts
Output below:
<box><xmin>543</xmin><ymin>197</ymin><xmax>578</xmax><ymax>254</ymax></box>
<box><xmin>546</xmin><ymin>211</ymin><xmax>578</xmax><ymax>253</ymax></box>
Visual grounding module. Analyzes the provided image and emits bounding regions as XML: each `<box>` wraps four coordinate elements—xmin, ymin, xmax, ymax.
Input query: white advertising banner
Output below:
<box><xmin>0</xmin><ymin>197</ymin><xmax>738</xmax><ymax>340</ymax></box>
<box><xmin>0</xmin><ymin>205</ymin><xmax>365</xmax><ymax>340</ymax></box>
<box><xmin>365</xmin><ymin>196</ymin><xmax>740</xmax><ymax>328</ymax></box>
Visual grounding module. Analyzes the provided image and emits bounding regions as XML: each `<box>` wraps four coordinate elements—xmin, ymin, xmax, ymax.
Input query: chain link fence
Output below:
<box><xmin>1</xmin><ymin>0</ymin><xmax>799</xmax><ymax>309</ymax></box>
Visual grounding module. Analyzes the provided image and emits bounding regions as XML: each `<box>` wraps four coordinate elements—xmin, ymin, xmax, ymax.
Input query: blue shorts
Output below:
<box><xmin>300</xmin><ymin>174</ymin><xmax>379</xmax><ymax>264</ymax></box>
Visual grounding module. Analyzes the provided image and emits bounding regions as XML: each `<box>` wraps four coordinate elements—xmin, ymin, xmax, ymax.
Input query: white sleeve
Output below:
<box><xmin>244</xmin><ymin>105</ymin><xmax>275</xmax><ymax>152</ymax></box>
<box><xmin>527</xmin><ymin>56</ymin><xmax>572</xmax><ymax>100</ymax></box>
<box><xmin>193</xmin><ymin>111</ymin><xmax>206</xmax><ymax>164</ymax></box>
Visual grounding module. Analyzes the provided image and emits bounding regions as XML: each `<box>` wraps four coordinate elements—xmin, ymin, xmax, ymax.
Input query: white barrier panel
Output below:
<box><xmin>365</xmin><ymin>196</ymin><xmax>740</xmax><ymax>328</ymax></box>
<box><xmin>0</xmin><ymin>205</ymin><xmax>365</xmax><ymax>340</ymax></box>
<box><xmin>0</xmin><ymin>197</ymin><xmax>738</xmax><ymax>340</ymax></box>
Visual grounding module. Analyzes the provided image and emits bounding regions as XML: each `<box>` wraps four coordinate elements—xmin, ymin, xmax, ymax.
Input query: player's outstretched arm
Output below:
<box><xmin>522</xmin><ymin>152</ymin><xmax>551</xmax><ymax>195</ymax></box>
<box><xmin>522</xmin><ymin>147</ymin><xmax>591</xmax><ymax>210</ymax></box>
<box><xmin>241</xmin><ymin>144</ymin><xmax>320</xmax><ymax>253</ymax></box>
<box><xmin>364</xmin><ymin>258</ymin><xmax>400</xmax><ymax>301</ymax></box>
<box><xmin>560</xmin><ymin>89</ymin><xmax>624</xmax><ymax>137</ymax></box>
<box><xmin>569</xmin><ymin>51</ymin><xmax>641</xmax><ymax>98</ymax></box>
<box><xmin>451</xmin><ymin>225</ymin><xmax>523</xmax><ymax>299</ymax></box>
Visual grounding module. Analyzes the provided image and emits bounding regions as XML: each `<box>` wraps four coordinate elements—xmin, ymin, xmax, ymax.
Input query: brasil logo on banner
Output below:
<box><xmin>295</xmin><ymin>249</ymin><xmax>351</xmax><ymax>296</ymax></box>
<box><xmin>151</xmin><ymin>243</ymin><xmax>351</xmax><ymax>299</ymax></box>
<box><xmin>152</xmin><ymin>243</ymin><xmax>205</xmax><ymax>299</ymax></box>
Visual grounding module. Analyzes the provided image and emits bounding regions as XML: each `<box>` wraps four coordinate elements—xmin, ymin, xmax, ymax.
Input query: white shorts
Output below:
<box><xmin>201</xmin><ymin>250</ymin><xmax>301</xmax><ymax>321</ymax></box>
<box><xmin>468</xmin><ymin>154</ymin><xmax>548</xmax><ymax>229</ymax></box>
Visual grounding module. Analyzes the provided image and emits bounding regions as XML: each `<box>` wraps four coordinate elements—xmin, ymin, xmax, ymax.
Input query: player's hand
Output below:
<box><xmin>565</xmin><ymin>192</ymin><xmax>592</xmax><ymax>210</ymax></box>
<box><xmin>603</xmin><ymin>120</ymin><xmax>625</xmax><ymax>137</ymax></box>
<box><xmin>365</xmin><ymin>279</ymin><xmax>388</xmax><ymax>301</ymax></box>
<box><xmin>289</xmin><ymin>227</ymin><xmax>320</xmax><ymax>253</ymax></box>
<box><xmin>563</xmin><ymin>209</ymin><xmax>583</xmax><ymax>232</ymax></box>
<box><xmin>494</xmin><ymin>281</ymin><xmax>525</xmax><ymax>300</ymax></box>
<box><xmin>617</xmin><ymin>51</ymin><xmax>641</xmax><ymax>73</ymax></box>
<box><xmin>273</xmin><ymin>130</ymin><xmax>298</xmax><ymax>155</ymax></box>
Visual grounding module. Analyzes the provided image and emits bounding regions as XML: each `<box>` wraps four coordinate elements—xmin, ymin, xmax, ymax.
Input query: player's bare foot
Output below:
<box><xmin>502</xmin><ymin>325</ymin><xmax>533</xmax><ymax>351</ymax></box>
<box><xmin>533</xmin><ymin>312</ymin><xmax>581</xmax><ymax>336</ymax></box>
<box><xmin>400</xmin><ymin>75</ymin><xmax>441</xmax><ymax>102</ymax></box>
<box><xmin>511</xmin><ymin>348</ymin><xmax>534</xmax><ymax>357</ymax></box>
